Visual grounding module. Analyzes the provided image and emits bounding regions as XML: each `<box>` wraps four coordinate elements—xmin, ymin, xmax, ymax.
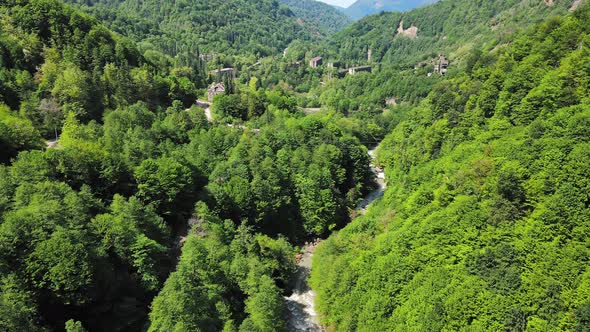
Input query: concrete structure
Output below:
<box><xmin>209</xmin><ymin>68</ymin><xmax>235</xmax><ymax>78</ymax></box>
<box><xmin>199</xmin><ymin>53</ymin><xmax>215</xmax><ymax>61</ymax></box>
<box><xmin>348</xmin><ymin>65</ymin><xmax>372</xmax><ymax>75</ymax></box>
<box><xmin>207</xmin><ymin>82</ymin><xmax>225</xmax><ymax>102</ymax></box>
<box><xmin>434</xmin><ymin>54</ymin><xmax>449</xmax><ymax>75</ymax></box>
<box><xmin>309</xmin><ymin>56</ymin><xmax>322</xmax><ymax>68</ymax></box>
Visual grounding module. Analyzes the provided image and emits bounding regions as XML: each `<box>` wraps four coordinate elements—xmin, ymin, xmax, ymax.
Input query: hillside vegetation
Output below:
<box><xmin>312</xmin><ymin>5</ymin><xmax>590</xmax><ymax>331</ymax></box>
<box><xmin>1</xmin><ymin>0</ymin><xmax>590</xmax><ymax>331</ymax></box>
<box><xmin>0</xmin><ymin>0</ymin><xmax>204</xmax><ymax>161</ymax></box>
<box><xmin>279</xmin><ymin>0</ymin><xmax>352</xmax><ymax>34</ymax></box>
<box><xmin>0</xmin><ymin>1</ymin><xmax>377</xmax><ymax>330</ymax></box>
<box><xmin>63</xmin><ymin>0</ymin><xmax>318</xmax><ymax>59</ymax></box>
<box><xmin>329</xmin><ymin>0</ymin><xmax>577</xmax><ymax>65</ymax></box>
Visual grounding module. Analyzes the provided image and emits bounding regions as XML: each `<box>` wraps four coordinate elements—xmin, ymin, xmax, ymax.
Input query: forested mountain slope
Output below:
<box><xmin>329</xmin><ymin>0</ymin><xmax>578</xmax><ymax>65</ymax></box>
<box><xmin>0</xmin><ymin>0</ymin><xmax>212</xmax><ymax>329</ymax></box>
<box><xmin>2</xmin><ymin>0</ymin><xmax>590</xmax><ymax>331</ymax></box>
<box><xmin>0</xmin><ymin>1</ymin><xmax>376</xmax><ymax>331</ymax></box>
<box><xmin>275</xmin><ymin>0</ymin><xmax>582</xmax><ymax>121</ymax></box>
<box><xmin>63</xmin><ymin>0</ymin><xmax>318</xmax><ymax>58</ymax></box>
<box><xmin>0</xmin><ymin>0</ymin><xmax>203</xmax><ymax>162</ymax></box>
<box><xmin>344</xmin><ymin>0</ymin><xmax>439</xmax><ymax>20</ymax></box>
<box><xmin>279</xmin><ymin>0</ymin><xmax>353</xmax><ymax>34</ymax></box>
<box><xmin>312</xmin><ymin>5</ymin><xmax>590</xmax><ymax>331</ymax></box>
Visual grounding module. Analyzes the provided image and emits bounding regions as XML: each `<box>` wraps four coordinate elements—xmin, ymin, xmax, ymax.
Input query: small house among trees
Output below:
<box><xmin>208</xmin><ymin>82</ymin><xmax>225</xmax><ymax>102</ymax></box>
<box><xmin>309</xmin><ymin>56</ymin><xmax>323</xmax><ymax>68</ymax></box>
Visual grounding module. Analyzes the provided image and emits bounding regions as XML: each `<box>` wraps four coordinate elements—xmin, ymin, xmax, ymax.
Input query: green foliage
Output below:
<box><xmin>26</xmin><ymin>228</ymin><xmax>96</xmax><ymax>305</ymax></box>
<box><xmin>92</xmin><ymin>195</ymin><xmax>169</xmax><ymax>291</ymax></box>
<box><xmin>279</xmin><ymin>0</ymin><xmax>352</xmax><ymax>34</ymax></box>
<box><xmin>0</xmin><ymin>0</ymin><xmax>203</xmax><ymax>143</ymax></box>
<box><xmin>0</xmin><ymin>276</ymin><xmax>44</xmax><ymax>332</ymax></box>
<box><xmin>0</xmin><ymin>105</ymin><xmax>43</xmax><ymax>163</ymax></box>
<box><xmin>2</xmin><ymin>0</ymin><xmax>589</xmax><ymax>331</ymax></box>
<box><xmin>311</xmin><ymin>6</ymin><xmax>590</xmax><ymax>331</ymax></box>
<box><xmin>65</xmin><ymin>320</ymin><xmax>86</xmax><ymax>332</ymax></box>
<box><xmin>204</xmin><ymin>111</ymin><xmax>371</xmax><ymax>238</ymax></box>
<box><xmin>149</xmin><ymin>216</ymin><xmax>294</xmax><ymax>332</ymax></box>
<box><xmin>240</xmin><ymin>275</ymin><xmax>286</xmax><ymax>332</ymax></box>
<box><xmin>329</xmin><ymin>0</ymin><xmax>574</xmax><ymax>66</ymax></box>
<box><xmin>135</xmin><ymin>157</ymin><xmax>195</xmax><ymax>215</ymax></box>
<box><xmin>63</xmin><ymin>0</ymin><xmax>318</xmax><ymax>59</ymax></box>
<box><xmin>148</xmin><ymin>236</ymin><xmax>226</xmax><ymax>332</ymax></box>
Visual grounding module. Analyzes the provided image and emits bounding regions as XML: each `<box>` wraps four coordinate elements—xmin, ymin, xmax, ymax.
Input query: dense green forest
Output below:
<box><xmin>1</xmin><ymin>0</ymin><xmax>590</xmax><ymax>330</ymax></box>
<box><xmin>328</xmin><ymin>0</ymin><xmax>577</xmax><ymax>65</ymax></box>
<box><xmin>312</xmin><ymin>5</ymin><xmax>590</xmax><ymax>331</ymax></box>
<box><xmin>279</xmin><ymin>0</ymin><xmax>352</xmax><ymax>34</ymax></box>
<box><xmin>62</xmin><ymin>0</ymin><xmax>319</xmax><ymax>60</ymax></box>
<box><xmin>0</xmin><ymin>0</ymin><xmax>204</xmax><ymax>162</ymax></box>
<box><xmin>0</xmin><ymin>0</ymin><xmax>378</xmax><ymax>330</ymax></box>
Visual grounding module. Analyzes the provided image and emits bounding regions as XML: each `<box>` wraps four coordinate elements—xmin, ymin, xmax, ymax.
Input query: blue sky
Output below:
<box><xmin>318</xmin><ymin>0</ymin><xmax>356</xmax><ymax>8</ymax></box>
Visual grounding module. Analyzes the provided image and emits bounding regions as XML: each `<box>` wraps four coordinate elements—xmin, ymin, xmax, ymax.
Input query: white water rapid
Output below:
<box><xmin>356</xmin><ymin>147</ymin><xmax>387</xmax><ymax>214</ymax></box>
<box><xmin>284</xmin><ymin>242</ymin><xmax>322</xmax><ymax>332</ymax></box>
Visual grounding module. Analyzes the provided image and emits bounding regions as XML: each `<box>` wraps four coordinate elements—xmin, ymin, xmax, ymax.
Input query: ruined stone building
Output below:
<box><xmin>309</xmin><ymin>56</ymin><xmax>323</xmax><ymax>68</ymax></box>
<box><xmin>208</xmin><ymin>82</ymin><xmax>225</xmax><ymax>102</ymax></box>
<box><xmin>199</xmin><ymin>53</ymin><xmax>215</xmax><ymax>61</ymax></box>
<box><xmin>209</xmin><ymin>68</ymin><xmax>235</xmax><ymax>78</ymax></box>
<box><xmin>348</xmin><ymin>65</ymin><xmax>372</xmax><ymax>75</ymax></box>
<box><xmin>386</xmin><ymin>97</ymin><xmax>398</xmax><ymax>107</ymax></box>
<box><xmin>434</xmin><ymin>54</ymin><xmax>449</xmax><ymax>75</ymax></box>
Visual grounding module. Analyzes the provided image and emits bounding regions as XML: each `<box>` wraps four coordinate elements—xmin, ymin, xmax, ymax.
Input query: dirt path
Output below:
<box><xmin>195</xmin><ymin>100</ymin><xmax>213</xmax><ymax>122</ymax></box>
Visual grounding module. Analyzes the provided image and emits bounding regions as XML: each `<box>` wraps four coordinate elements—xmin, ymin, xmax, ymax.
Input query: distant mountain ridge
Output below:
<box><xmin>344</xmin><ymin>0</ymin><xmax>439</xmax><ymax>20</ymax></box>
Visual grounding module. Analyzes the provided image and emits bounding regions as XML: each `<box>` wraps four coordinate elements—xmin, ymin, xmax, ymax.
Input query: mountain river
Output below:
<box><xmin>284</xmin><ymin>145</ymin><xmax>386</xmax><ymax>331</ymax></box>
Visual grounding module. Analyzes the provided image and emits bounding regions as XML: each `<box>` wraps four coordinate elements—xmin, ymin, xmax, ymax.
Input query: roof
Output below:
<box><xmin>310</xmin><ymin>56</ymin><xmax>322</xmax><ymax>62</ymax></box>
<box><xmin>349</xmin><ymin>65</ymin><xmax>372</xmax><ymax>70</ymax></box>
<box><xmin>209</xmin><ymin>68</ymin><xmax>234</xmax><ymax>74</ymax></box>
<box><xmin>208</xmin><ymin>82</ymin><xmax>225</xmax><ymax>91</ymax></box>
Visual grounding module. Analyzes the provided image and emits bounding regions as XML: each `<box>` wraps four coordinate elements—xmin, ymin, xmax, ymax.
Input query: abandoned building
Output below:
<box><xmin>208</xmin><ymin>82</ymin><xmax>225</xmax><ymax>102</ymax></box>
<box><xmin>199</xmin><ymin>53</ymin><xmax>215</xmax><ymax>61</ymax></box>
<box><xmin>309</xmin><ymin>56</ymin><xmax>323</xmax><ymax>68</ymax></box>
<box><xmin>348</xmin><ymin>65</ymin><xmax>372</xmax><ymax>75</ymax></box>
<box><xmin>434</xmin><ymin>54</ymin><xmax>449</xmax><ymax>75</ymax></box>
<box><xmin>209</xmin><ymin>68</ymin><xmax>235</xmax><ymax>78</ymax></box>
